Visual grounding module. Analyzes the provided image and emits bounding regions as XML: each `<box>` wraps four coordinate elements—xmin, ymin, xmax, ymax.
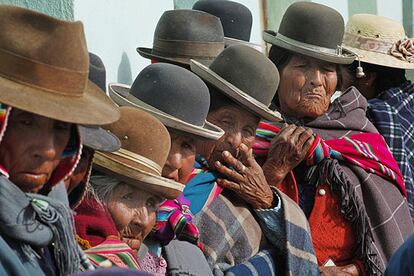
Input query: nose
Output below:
<box><xmin>308</xmin><ymin>68</ymin><xmax>323</xmax><ymax>87</ymax></box>
<box><xmin>226</xmin><ymin>131</ymin><xmax>243</xmax><ymax>150</ymax></box>
<box><xmin>132</xmin><ymin>208</ymin><xmax>153</xmax><ymax>230</ymax></box>
<box><xmin>165</xmin><ymin>151</ymin><xmax>182</xmax><ymax>171</ymax></box>
<box><xmin>32</xmin><ymin>133</ymin><xmax>58</xmax><ymax>162</ymax></box>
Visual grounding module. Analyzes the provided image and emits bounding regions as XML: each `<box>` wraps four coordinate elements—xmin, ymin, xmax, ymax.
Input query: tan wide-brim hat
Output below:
<box><xmin>108</xmin><ymin>83</ymin><xmax>224</xmax><ymax>140</ymax></box>
<box><xmin>94</xmin><ymin>151</ymin><xmax>184</xmax><ymax>199</ymax></box>
<box><xmin>93</xmin><ymin>106</ymin><xmax>184</xmax><ymax>200</ymax></box>
<box><xmin>342</xmin><ymin>14</ymin><xmax>414</xmax><ymax>69</ymax></box>
<box><xmin>190</xmin><ymin>59</ymin><xmax>282</xmax><ymax>122</ymax></box>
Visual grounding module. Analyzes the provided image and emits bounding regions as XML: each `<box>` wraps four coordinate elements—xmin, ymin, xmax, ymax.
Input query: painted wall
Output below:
<box><xmin>74</xmin><ymin>0</ymin><xmax>173</xmax><ymax>87</ymax></box>
<box><xmin>0</xmin><ymin>0</ymin><xmax>73</xmax><ymax>20</ymax></box>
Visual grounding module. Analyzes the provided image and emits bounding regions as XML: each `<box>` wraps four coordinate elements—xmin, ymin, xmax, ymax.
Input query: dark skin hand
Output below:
<box><xmin>320</xmin><ymin>264</ymin><xmax>360</xmax><ymax>276</ymax></box>
<box><xmin>215</xmin><ymin>143</ymin><xmax>274</xmax><ymax>209</ymax></box>
<box><xmin>262</xmin><ymin>124</ymin><xmax>314</xmax><ymax>186</ymax></box>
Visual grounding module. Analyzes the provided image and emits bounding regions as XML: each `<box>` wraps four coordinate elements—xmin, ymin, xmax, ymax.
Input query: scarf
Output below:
<box><xmin>183</xmin><ymin>155</ymin><xmax>223</xmax><ymax>214</ymax></box>
<box><xmin>154</xmin><ymin>194</ymin><xmax>202</xmax><ymax>249</ymax></box>
<box><xmin>74</xmin><ymin>195</ymin><xmax>119</xmax><ymax>249</ymax></box>
<box><xmin>0</xmin><ymin>177</ymin><xmax>81</xmax><ymax>275</ymax></box>
<box><xmin>254</xmin><ymin>87</ymin><xmax>414</xmax><ymax>275</ymax></box>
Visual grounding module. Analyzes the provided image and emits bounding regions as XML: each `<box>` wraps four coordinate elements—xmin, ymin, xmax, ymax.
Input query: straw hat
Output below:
<box><xmin>0</xmin><ymin>6</ymin><xmax>119</xmax><ymax>125</ymax></box>
<box><xmin>342</xmin><ymin>14</ymin><xmax>414</xmax><ymax>69</ymax></box>
<box><xmin>263</xmin><ymin>2</ymin><xmax>355</xmax><ymax>64</ymax></box>
<box><xmin>93</xmin><ymin>106</ymin><xmax>184</xmax><ymax>199</ymax></box>
<box><xmin>137</xmin><ymin>9</ymin><xmax>225</xmax><ymax>66</ymax></box>
<box><xmin>109</xmin><ymin>63</ymin><xmax>224</xmax><ymax>140</ymax></box>
<box><xmin>190</xmin><ymin>44</ymin><xmax>282</xmax><ymax>122</ymax></box>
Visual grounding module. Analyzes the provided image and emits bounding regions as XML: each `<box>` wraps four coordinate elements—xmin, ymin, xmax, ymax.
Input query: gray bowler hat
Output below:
<box><xmin>191</xmin><ymin>44</ymin><xmax>282</xmax><ymax>122</ymax></box>
<box><xmin>137</xmin><ymin>9</ymin><xmax>225</xmax><ymax>66</ymax></box>
<box><xmin>263</xmin><ymin>2</ymin><xmax>355</xmax><ymax>64</ymax></box>
<box><xmin>109</xmin><ymin>63</ymin><xmax>224</xmax><ymax>140</ymax></box>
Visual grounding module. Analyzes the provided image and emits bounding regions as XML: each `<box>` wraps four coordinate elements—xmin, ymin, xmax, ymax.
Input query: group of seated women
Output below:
<box><xmin>1</xmin><ymin>1</ymin><xmax>414</xmax><ymax>276</ymax></box>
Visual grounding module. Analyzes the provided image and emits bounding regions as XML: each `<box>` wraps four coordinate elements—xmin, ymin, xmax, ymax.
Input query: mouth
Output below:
<box><xmin>304</xmin><ymin>92</ymin><xmax>324</xmax><ymax>99</ymax></box>
<box><xmin>20</xmin><ymin>172</ymin><xmax>48</xmax><ymax>180</ymax></box>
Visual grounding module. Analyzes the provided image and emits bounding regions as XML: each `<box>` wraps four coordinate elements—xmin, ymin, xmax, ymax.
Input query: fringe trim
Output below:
<box><xmin>305</xmin><ymin>159</ymin><xmax>383</xmax><ymax>275</ymax></box>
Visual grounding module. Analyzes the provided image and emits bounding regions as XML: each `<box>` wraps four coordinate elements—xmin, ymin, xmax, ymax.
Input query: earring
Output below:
<box><xmin>355</xmin><ymin>56</ymin><xmax>365</xmax><ymax>79</ymax></box>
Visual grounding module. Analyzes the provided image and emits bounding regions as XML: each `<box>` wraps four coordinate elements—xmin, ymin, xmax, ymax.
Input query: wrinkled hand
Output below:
<box><xmin>215</xmin><ymin>143</ymin><xmax>274</xmax><ymax>209</ymax></box>
<box><xmin>263</xmin><ymin>124</ymin><xmax>315</xmax><ymax>186</ymax></box>
<box><xmin>319</xmin><ymin>264</ymin><xmax>360</xmax><ymax>276</ymax></box>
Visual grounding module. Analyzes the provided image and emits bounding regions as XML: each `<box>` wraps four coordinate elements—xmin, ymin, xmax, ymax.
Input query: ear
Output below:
<box><xmin>363</xmin><ymin>71</ymin><xmax>377</xmax><ymax>87</ymax></box>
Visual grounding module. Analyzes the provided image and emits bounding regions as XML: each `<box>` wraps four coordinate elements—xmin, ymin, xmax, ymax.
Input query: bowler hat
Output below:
<box><xmin>263</xmin><ymin>2</ymin><xmax>355</xmax><ymax>64</ymax></box>
<box><xmin>137</xmin><ymin>9</ymin><xmax>225</xmax><ymax>66</ymax></box>
<box><xmin>191</xmin><ymin>44</ymin><xmax>282</xmax><ymax>121</ymax></box>
<box><xmin>0</xmin><ymin>6</ymin><xmax>119</xmax><ymax>125</ymax></box>
<box><xmin>109</xmin><ymin>63</ymin><xmax>224</xmax><ymax>140</ymax></box>
<box><xmin>94</xmin><ymin>106</ymin><xmax>184</xmax><ymax>199</ymax></box>
<box><xmin>193</xmin><ymin>0</ymin><xmax>252</xmax><ymax>42</ymax></box>
<box><xmin>192</xmin><ymin>0</ymin><xmax>263</xmax><ymax>52</ymax></box>
<box><xmin>79</xmin><ymin>53</ymin><xmax>121</xmax><ymax>152</ymax></box>
<box><xmin>342</xmin><ymin>14</ymin><xmax>414</xmax><ymax>69</ymax></box>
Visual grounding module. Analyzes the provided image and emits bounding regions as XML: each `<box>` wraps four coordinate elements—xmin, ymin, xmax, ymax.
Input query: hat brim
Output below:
<box><xmin>108</xmin><ymin>83</ymin><xmax>225</xmax><ymax>140</ymax></box>
<box><xmin>224</xmin><ymin>37</ymin><xmax>265</xmax><ymax>53</ymax></box>
<box><xmin>94</xmin><ymin>151</ymin><xmax>184</xmax><ymax>199</ymax></box>
<box><xmin>190</xmin><ymin>59</ymin><xmax>282</xmax><ymax>122</ymax></box>
<box><xmin>263</xmin><ymin>30</ymin><xmax>355</xmax><ymax>65</ymax></box>
<box><xmin>342</xmin><ymin>45</ymin><xmax>414</xmax><ymax>69</ymax></box>
<box><xmin>79</xmin><ymin>126</ymin><xmax>121</xmax><ymax>152</ymax></box>
<box><xmin>0</xmin><ymin>76</ymin><xmax>119</xmax><ymax>125</ymax></box>
<box><xmin>137</xmin><ymin>47</ymin><xmax>214</xmax><ymax>66</ymax></box>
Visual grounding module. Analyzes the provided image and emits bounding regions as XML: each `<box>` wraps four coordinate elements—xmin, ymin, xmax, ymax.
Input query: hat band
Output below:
<box><xmin>0</xmin><ymin>47</ymin><xmax>87</xmax><ymax>95</ymax></box>
<box><xmin>343</xmin><ymin>32</ymin><xmax>395</xmax><ymax>55</ymax></box>
<box><xmin>111</xmin><ymin>148</ymin><xmax>162</xmax><ymax>176</ymax></box>
<box><xmin>266</xmin><ymin>32</ymin><xmax>344</xmax><ymax>56</ymax></box>
<box><xmin>152</xmin><ymin>38</ymin><xmax>224</xmax><ymax>58</ymax></box>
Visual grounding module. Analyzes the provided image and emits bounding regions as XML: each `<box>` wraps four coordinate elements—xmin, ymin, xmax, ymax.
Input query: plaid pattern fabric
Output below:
<box><xmin>223</xmin><ymin>249</ymin><xmax>279</xmax><ymax>276</ymax></box>
<box><xmin>367</xmin><ymin>81</ymin><xmax>414</xmax><ymax>220</ymax></box>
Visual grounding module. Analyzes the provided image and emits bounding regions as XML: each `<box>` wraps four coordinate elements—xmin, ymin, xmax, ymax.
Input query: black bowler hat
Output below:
<box><xmin>193</xmin><ymin>0</ymin><xmax>263</xmax><ymax>52</ymax></box>
<box><xmin>263</xmin><ymin>2</ymin><xmax>355</xmax><ymax>64</ymax></box>
<box><xmin>137</xmin><ymin>10</ymin><xmax>225</xmax><ymax>66</ymax></box>
<box><xmin>193</xmin><ymin>0</ymin><xmax>252</xmax><ymax>41</ymax></box>
<box><xmin>108</xmin><ymin>63</ymin><xmax>224</xmax><ymax>140</ymax></box>
<box><xmin>191</xmin><ymin>45</ymin><xmax>282</xmax><ymax>122</ymax></box>
<box><xmin>78</xmin><ymin>53</ymin><xmax>121</xmax><ymax>152</ymax></box>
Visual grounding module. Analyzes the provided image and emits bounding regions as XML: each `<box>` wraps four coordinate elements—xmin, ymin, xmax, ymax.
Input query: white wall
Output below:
<box><xmin>74</xmin><ymin>0</ymin><xmax>173</xmax><ymax>87</ymax></box>
<box><xmin>235</xmin><ymin>0</ymin><xmax>263</xmax><ymax>45</ymax></box>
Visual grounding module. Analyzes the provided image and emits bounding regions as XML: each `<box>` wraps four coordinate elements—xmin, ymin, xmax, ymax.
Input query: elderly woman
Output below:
<box><xmin>258</xmin><ymin>2</ymin><xmax>414</xmax><ymax>275</ymax></box>
<box><xmin>109</xmin><ymin>63</ymin><xmax>224</xmax><ymax>248</ymax></box>
<box><xmin>341</xmin><ymin>14</ymin><xmax>414</xmax><ymax>222</ymax></box>
<box><xmin>179</xmin><ymin>44</ymin><xmax>319</xmax><ymax>275</ymax></box>
<box><xmin>0</xmin><ymin>6</ymin><xmax>119</xmax><ymax>275</ymax></box>
<box><xmin>80</xmin><ymin>107</ymin><xmax>212</xmax><ymax>275</ymax></box>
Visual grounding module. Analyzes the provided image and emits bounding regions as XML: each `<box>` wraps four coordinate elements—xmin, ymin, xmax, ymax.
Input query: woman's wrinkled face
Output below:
<box><xmin>0</xmin><ymin>109</ymin><xmax>71</xmax><ymax>193</ymax></box>
<box><xmin>278</xmin><ymin>54</ymin><xmax>338</xmax><ymax>119</ymax></box>
<box><xmin>65</xmin><ymin>147</ymin><xmax>94</xmax><ymax>194</ymax></box>
<box><xmin>197</xmin><ymin>104</ymin><xmax>259</xmax><ymax>169</ymax></box>
<box><xmin>107</xmin><ymin>183</ymin><xmax>164</xmax><ymax>251</ymax></box>
<box><xmin>162</xmin><ymin>129</ymin><xmax>196</xmax><ymax>184</ymax></box>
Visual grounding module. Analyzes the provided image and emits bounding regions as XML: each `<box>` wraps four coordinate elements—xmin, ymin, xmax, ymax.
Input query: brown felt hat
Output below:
<box><xmin>137</xmin><ymin>9</ymin><xmax>225</xmax><ymax>66</ymax></box>
<box><xmin>263</xmin><ymin>2</ymin><xmax>355</xmax><ymax>64</ymax></box>
<box><xmin>0</xmin><ymin>5</ymin><xmax>119</xmax><ymax>125</ymax></box>
<box><xmin>191</xmin><ymin>44</ymin><xmax>282</xmax><ymax>121</ymax></box>
<box><xmin>93</xmin><ymin>106</ymin><xmax>184</xmax><ymax>199</ymax></box>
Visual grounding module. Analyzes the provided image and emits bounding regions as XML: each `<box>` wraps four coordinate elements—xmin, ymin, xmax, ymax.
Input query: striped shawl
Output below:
<box><xmin>257</xmin><ymin>87</ymin><xmax>414</xmax><ymax>275</ymax></box>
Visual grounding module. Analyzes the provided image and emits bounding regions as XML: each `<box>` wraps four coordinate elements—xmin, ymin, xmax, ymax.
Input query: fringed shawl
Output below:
<box><xmin>255</xmin><ymin>87</ymin><xmax>414</xmax><ymax>275</ymax></box>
